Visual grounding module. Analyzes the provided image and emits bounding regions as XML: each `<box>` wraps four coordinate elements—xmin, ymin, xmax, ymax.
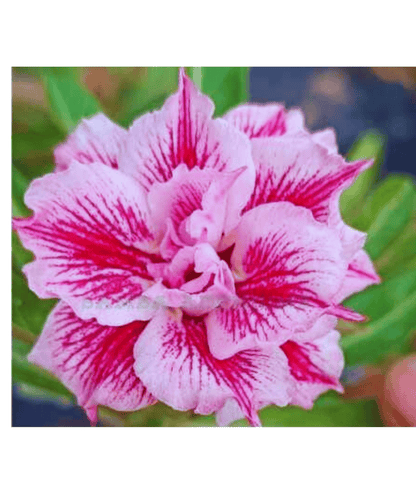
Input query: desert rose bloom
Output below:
<box><xmin>14</xmin><ymin>68</ymin><xmax>380</xmax><ymax>426</ymax></box>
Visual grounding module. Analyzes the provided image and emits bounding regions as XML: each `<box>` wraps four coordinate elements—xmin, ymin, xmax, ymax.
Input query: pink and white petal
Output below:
<box><xmin>133</xmin><ymin>310</ymin><xmax>291</xmax><ymax>426</ymax></box>
<box><xmin>143</xmin><ymin>244</ymin><xmax>237</xmax><ymax>316</ymax></box>
<box><xmin>284</xmin><ymin>108</ymin><xmax>305</xmax><ymax>133</ymax></box>
<box><xmin>224</xmin><ymin>103</ymin><xmax>338</xmax><ymax>155</ymax></box>
<box><xmin>147</xmin><ymin>164</ymin><xmax>215</xmax><ymax>242</ymax></box>
<box><xmin>215</xmin><ymin>398</ymin><xmax>247</xmax><ymax>427</ymax></box>
<box><xmin>335</xmin><ymin>249</ymin><xmax>381</xmax><ymax>302</ymax></box>
<box><xmin>119</xmin><ymin>69</ymin><xmax>255</xmax><ymax>232</ymax></box>
<box><xmin>244</xmin><ymin>136</ymin><xmax>371</xmax><ymax>221</ymax></box>
<box><xmin>216</xmin><ymin>316</ymin><xmax>343</xmax><ymax>425</ymax></box>
<box><xmin>54</xmin><ymin>113</ymin><xmax>127</xmax><ymax>171</ymax></box>
<box><xmin>28</xmin><ymin>302</ymin><xmax>155</xmax><ymax>423</ymax></box>
<box><xmin>206</xmin><ymin>202</ymin><xmax>360</xmax><ymax>359</ymax></box>
<box><xmin>147</xmin><ymin>164</ymin><xmax>246</xmax><ymax>250</ymax></box>
<box><xmin>327</xmin><ymin>189</ymin><xmax>370</xmax><ymax>262</ymax></box>
<box><xmin>183</xmin><ymin>167</ymin><xmax>248</xmax><ymax>248</ymax></box>
<box><xmin>293</xmin><ymin>314</ymin><xmax>339</xmax><ymax>342</ymax></box>
<box><xmin>312</xmin><ymin>128</ymin><xmax>338</xmax><ymax>154</ymax></box>
<box><xmin>281</xmin><ymin>329</ymin><xmax>344</xmax><ymax>409</ymax></box>
<box><xmin>14</xmin><ymin>162</ymin><xmax>162</xmax><ymax>326</ymax></box>
<box><xmin>223</xmin><ymin>104</ymin><xmax>287</xmax><ymax>138</ymax></box>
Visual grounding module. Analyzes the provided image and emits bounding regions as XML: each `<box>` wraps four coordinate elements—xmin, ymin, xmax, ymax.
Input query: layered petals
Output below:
<box><xmin>144</xmin><ymin>243</ymin><xmax>237</xmax><ymax>316</ymax></box>
<box><xmin>119</xmin><ymin>69</ymin><xmax>255</xmax><ymax>232</ymax></box>
<box><xmin>216</xmin><ymin>317</ymin><xmax>343</xmax><ymax>425</ymax></box>
<box><xmin>29</xmin><ymin>302</ymin><xmax>155</xmax><ymax>424</ymax></box>
<box><xmin>54</xmin><ymin>113</ymin><xmax>127</xmax><ymax>171</ymax></box>
<box><xmin>14</xmin><ymin>162</ymin><xmax>162</xmax><ymax>325</ymax></box>
<box><xmin>133</xmin><ymin>309</ymin><xmax>291</xmax><ymax>426</ymax></box>
<box><xmin>147</xmin><ymin>164</ymin><xmax>247</xmax><ymax>255</ymax></box>
<box><xmin>15</xmin><ymin>69</ymin><xmax>380</xmax><ymax>427</ymax></box>
<box><xmin>206</xmin><ymin>202</ymin><xmax>361</xmax><ymax>359</ymax></box>
<box><xmin>224</xmin><ymin>103</ymin><xmax>338</xmax><ymax>153</ymax></box>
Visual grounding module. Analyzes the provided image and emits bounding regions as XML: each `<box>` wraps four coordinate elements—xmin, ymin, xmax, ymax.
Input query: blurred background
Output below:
<box><xmin>12</xmin><ymin>67</ymin><xmax>416</xmax><ymax>426</ymax></box>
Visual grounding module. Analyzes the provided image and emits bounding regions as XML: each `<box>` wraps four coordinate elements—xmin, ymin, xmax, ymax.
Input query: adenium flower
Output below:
<box><xmin>14</xmin><ymin>68</ymin><xmax>380</xmax><ymax>426</ymax></box>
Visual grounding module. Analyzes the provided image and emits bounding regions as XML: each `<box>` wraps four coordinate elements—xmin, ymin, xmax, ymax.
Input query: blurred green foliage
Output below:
<box><xmin>11</xmin><ymin>67</ymin><xmax>416</xmax><ymax>426</ymax></box>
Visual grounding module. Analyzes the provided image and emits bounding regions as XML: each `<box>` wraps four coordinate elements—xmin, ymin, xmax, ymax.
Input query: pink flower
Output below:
<box><xmin>14</xmin><ymin>69</ymin><xmax>380</xmax><ymax>426</ymax></box>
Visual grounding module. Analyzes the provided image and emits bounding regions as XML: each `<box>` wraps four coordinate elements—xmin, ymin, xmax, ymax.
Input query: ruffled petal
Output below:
<box><xmin>215</xmin><ymin>316</ymin><xmax>343</xmax><ymax>425</ymax></box>
<box><xmin>29</xmin><ymin>302</ymin><xmax>155</xmax><ymax>424</ymax></box>
<box><xmin>206</xmin><ymin>202</ymin><xmax>362</xmax><ymax>359</ymax></box>
<box><xmin>147</xmin><ymin>164</ymin><xmax>247</xmax><ymax>255</ymax></box>
<box><xmin>245</xmin><ymin>136</ymin><xmax>371</xmax><ymax>219</ymax></box>
<box><xmin>223</xmin><ymin>104</ymin><xmax>287</xmax><ymax>138</ymax></box>
<box><xmin>224</xmin><ymin>104</ymin><xmax>338</xmax><ymax>153</ymax></box>
<box><xmin>133</xmin><ymin>310</ymin><xmax>291</xmax><ymax>426</ymax></box>
<box><xmin>119</xmin><ymin>68</ymin><xmax>255</xmax><ymax>233</ymax></box>
<box><xmin>281</xmin><ymin>329</ymin><xmax>344</xmax><ymax>409</ymax></box>
<box><xmin>54</xmin><ymin>113</ymin><xmax>127</xmax><ymax>171</ymax></box>
<box><xmin>335</xmin><ymin>249</ymin><xmax>381</xmax><ymax>302</ymax></box>
<box><xmin>312</xmin><ymin>128</ymin><xmax>338</xmax><ymax>154</ymax></box>
<box><xmin>143</xmin><ymin>243</ymin><xmax>237</xmax><ymax>316</ymax></box>
<box><xmin>14</xmin><ymin>162</ymin><xmax>162</xmax><ymax>326</ymax></box>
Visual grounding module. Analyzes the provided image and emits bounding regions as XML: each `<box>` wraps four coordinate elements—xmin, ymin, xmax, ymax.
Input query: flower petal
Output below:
<box><xmin>119</xmin><ymin>68</ymin><xmax>255</xmax><ymax>232</ymax></box>
<box><xmin>312</xmin><ymin>128</ymin><xmax>338</xmax><ymax>154</ymax></box>
<box><xmin>143</xmin><ymin>243</ymin><xmax>237</xmax><ymax>316</ymax></box>
<box><xmin>216</xmin><ymin>316</ymin><xmax>343</xmax><ymax>425</ymax></box>
<box><xmin>133</xmin><ymin>310</ymin><xmax>291</xmax><ymax>426</ymax></box>
<box><xmin>281</xmin><ymin>329</ymin><xmax>344</xmax><ymax>409</ymax></box>
<box><xmin>54</xmin><ymin>113</ymin><xmax>127</xmax><ymax>171</ymax></box>
<box><xmin>14</xmin><ymin>162</ymin><xmax>162</xmax><ymax>326</ymax></box>
<box><xmin>223</xmin><ymin>103</ymin><xmax>287</xmax><ymax>138</ymax></box>
<box><xmin>335</xmin><ymin>249</ymin><xmax>381</xmax><ymax>302</ymax></box>
<box><xmin>224</xmin><ymin>104</ymin><xmax>338</xmax><ymax>153</ymax></box>
<box><xmin>206</xmin><ymin>202</ymin><xmax>359</xmax><ymax>359</ymax></box>
<box><xmin>245</xmin><ymin>136</ymin><xmax>371</xmax><ymax>219</ymax></box>
<box><xmin>29</xmin><ymin>302</ymin><xmax>155</xmax><ymax>424</ymax></box>
<box><xmin>147</xmin><ymin>164</ymin><xmax>247</xmax><ymax>254</ymax></box>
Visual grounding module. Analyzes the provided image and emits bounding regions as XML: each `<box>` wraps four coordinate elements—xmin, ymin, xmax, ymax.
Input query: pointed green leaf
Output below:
<box><xmin>374</xmin><ymin>208</ymin><xmax>416</xmax><ymax>278</ymax></box>
<box><xmin>342</xmin><ymin>290</ymin><xmax>416</xmax><ymax>365</ymax></box>
<box><xmin>350</xmin><ymin>175</ymin><xmax>416</xmax><ymax>260</ymax></box>
<box><xmin>365</xmin><ymin>177</ymin><xmax>415</xmax><ymax>260</ymax></box>
<box><xmin>340</xmin><ymin>130</ymin><xmax>386</xmax><ymax>221</ymax></box>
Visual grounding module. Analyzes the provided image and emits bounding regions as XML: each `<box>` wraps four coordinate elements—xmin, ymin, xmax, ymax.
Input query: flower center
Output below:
<box><xmin>144</xmin><ymin>243</ymin><xmax>237</xmax><ymax>316</ymax></box>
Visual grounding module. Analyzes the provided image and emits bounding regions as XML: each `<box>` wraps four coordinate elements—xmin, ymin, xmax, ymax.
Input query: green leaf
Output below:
<box><xmin>190</xmin><ymin>393</ymin><xmax>383</xmax><ymax>427</ymax></box>
<box><xmin>12</xmin><ymin>339</ymin><xmax>73</xmax><ymax>402</ymax></box>
<box><xmin>351</xmin><ymin>175</ymin><xmax>416</xmax><ymax>260</ymax></box>
<box><xmin>342</xmin><ymin>289</ymin><xmax>416</xmax><ymax>365</ymax></box>
<box><xmin>43</xmin><ymin>72</ymin><xmax>101</xmax><ymax>133</ymax></box>
<box><xmin>12</xmin><ymin>166</ymin><xmax>30</xmax><ymax>218</ymax></box>
<box><xmin>340</xmin><ymin>130</ymin><xmax>386</xmax><ymax>221</ymax></box>
<box><xmin>374</xmin><ymin>209</ymin><xmax>416</xmax><ymax>278</ymax></box>
<box><xmin>201</xmin><ymin>67</ymin><xmax>249</xmax><ymax>116</ymax></box>
<box><xmin>116</xmin><ymin>67</ymin><xmax>179</xmax><ymax>127</ymax></box>
<box><xmin>345</xmin><ymin>264</ymin><xmax>416</xmax><ymax>320</ymax></box>
<box><xmin>12</xmin><ymin>270</ymin><xmax>56</xmax><ymax>337</ymax></box>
